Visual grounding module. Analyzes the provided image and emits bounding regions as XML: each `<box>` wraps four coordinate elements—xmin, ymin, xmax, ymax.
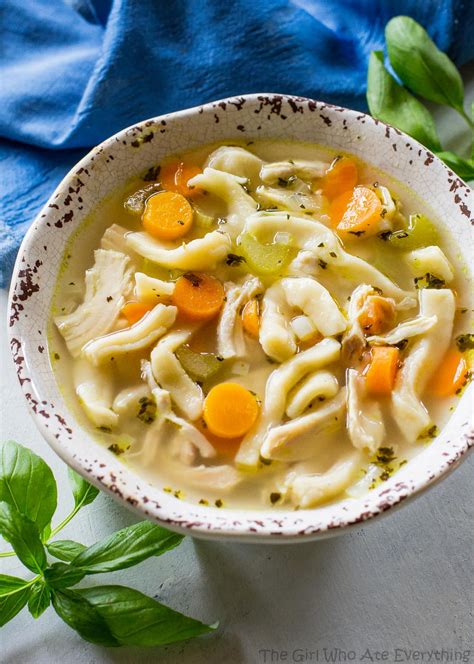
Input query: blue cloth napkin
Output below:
<box><xmin>1</xmin><ymin>0</ymin><xmax>473</xmax><ymax>287</ymax></box>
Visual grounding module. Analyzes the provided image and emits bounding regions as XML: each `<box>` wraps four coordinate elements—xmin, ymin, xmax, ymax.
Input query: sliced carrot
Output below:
<box><xmin>359</xmin><ymin>297</ymin><xmax>396</xmax><ymax>335</ymax></box>
<box><xmin>172</xmin><ymin>273</ymin><xmax>224</xmax><ymax>322</ymax></box>
<box><xmin>160</xmin><ymin>160</ymin><xmax>202</xmax><ymax>198</ymax></box>
<box><xmin>242</xmin><ymin>299</ymin><xmax>260</xmax><ymax>338</ymax></box>
<box><xmin>329</xmin><ymin>189</ymin><xmax>354</xmax><ymax>227</ymax></box>
<box><xmin>142</xmin><ymin>191</ymin><xmax>193</xmax><ymax>241</ymax></box>
<box><xmin>365</xmin><ymin>346</ymin><xmax>400</xmax><ymax>396</ymax></box>
<box><xmin>121</xmin><ymin>301</ymin><xmax>152</xmax><ymax>326</ymax></box>
<box><xmin>203</xmin><ymin>382</ymin><xmax>259</xmax><ymax>439</ymax></box>
<box><xmin>195</xmin><ymin>418</ymin><xmax>242</xmax><ymax>458</ymax></box>
<box><xmin>321</xmin><ymin>156</ymin><xmax>358</xmax><ymax>200</ymax></box>
<box><xmin>336</xmin><ymin>186</ymin><xmax>383</xmax><ymax>238</ymax></box>
<box><xmin>428</xmin><ymin>349</ymin><xmax>468</xmax><ymax>397</ymax></box>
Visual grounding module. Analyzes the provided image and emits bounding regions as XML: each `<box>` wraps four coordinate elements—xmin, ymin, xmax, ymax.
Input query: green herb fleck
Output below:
<box><xmin>414</xmin><ymin>273</ymin><xmax>446</xmax><ymax>289</ymax></box>
<box><xmin>226</xmin><ymin>253</ymin><xmax>246</xmax><ymax>266</ymax></box>
<box><xmin>137</xmin><ymin>398</ymin><xmax>157</xmax><ymax>424</ymax></box>
<box><xmin>108</xmin><ymin>443</ymin><xmax>125</xmax><ymax>455</ymax></box>
<box><xmin>270</xmin><ymin>492</ymin><xmax>281</xmax><ymax>505</ymax></box>
<box><xmin>456</xmin><ymin>333</ymin><xmax>474</xmax><ymax>352</ymax></box>
<box><xmin>393</xmin><ymin>338</ymin><xmax>409</xmax><ymax>351</ymax></box>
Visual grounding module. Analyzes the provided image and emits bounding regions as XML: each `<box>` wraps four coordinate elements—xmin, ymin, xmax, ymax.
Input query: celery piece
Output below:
<box><xmin>385</xmin><ymin>214</ymin><xmax>439</xmax><ymax>249</ymax></box>
<box><xmin>176</xmin><ymin>345</ymin><xmax>222</xmax><ymax>381</ymax></box>
<box><xmin>141</xmin><ymin>259</ymin><xmax>169</xmax><ymax>280</ymax></box>
<box><xmin>124</xmin><ymin>184</ymin><xmax>162</xmax><ymax>214</ymax></box>
<box><xmin>238</xmin><ymin>233</ymin><xmax>292</xmax><ymax>275</ymax></box>
<box><xmin>194</xmin><ymin>208</ymin><xmax>215</xmax><ymax>230</ymax></box>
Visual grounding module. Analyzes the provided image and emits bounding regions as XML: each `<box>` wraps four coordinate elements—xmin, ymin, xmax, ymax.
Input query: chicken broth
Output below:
<box><xmin>50</xmin><ymin>140</ymin><xmax>473</xmax><ymax>510</ymax></box>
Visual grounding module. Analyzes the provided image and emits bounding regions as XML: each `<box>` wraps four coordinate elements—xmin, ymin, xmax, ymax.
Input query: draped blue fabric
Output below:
<box><xmin>1</xmin><ymin>0</ymin><xmax>473</xmax><ymax>285</ymax></box>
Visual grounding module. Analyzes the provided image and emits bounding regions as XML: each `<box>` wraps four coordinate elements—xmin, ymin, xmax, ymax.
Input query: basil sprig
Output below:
<box><xmin>0</xmin><ymin>440</ymin><xmax>216</xmax><ymax>646</ymax></box>
<box><xmin>367</xmin><ymin>16</ymin><xmax>474</xmax><ymax>182</ymax></box>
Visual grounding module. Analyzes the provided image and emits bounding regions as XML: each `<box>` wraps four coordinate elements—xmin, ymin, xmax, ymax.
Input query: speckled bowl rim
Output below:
<box><xmin>7</xmin><ymin>93</ymin><xmax>473</xmax><ymax>543</ymax></box>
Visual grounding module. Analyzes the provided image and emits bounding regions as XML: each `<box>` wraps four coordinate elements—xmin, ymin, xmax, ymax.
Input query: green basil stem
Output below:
<box><xmin>1</xmin><ymin>493</ymin><xmax>96</xmax><ymax>557</ymax></box>
<box><xmin>49</xmin><ymin>503</ymin><xmax>86</xmax><ymax>539</ymax></box>
<box><xmin>458</xmin><ymin>108</ymin><xmax>474</xmax><ymax>131</ymax></box>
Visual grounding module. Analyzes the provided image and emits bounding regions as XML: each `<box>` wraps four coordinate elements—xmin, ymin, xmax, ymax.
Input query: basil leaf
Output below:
<box><xmin>435</xmin><ymin>151</ymin><xmax>474</xmax><ymax>182</ymax></box>
<box><xmin>0</xmin><ymin>585</ymin><xmax>31</xmax><ymax>627</ymax></box>
<box><xmin>386</xmin><ymin>16</ymin><xmax>464</xmax><ymax>113</ymax></box>
<box><xmin>70</xmin><ymin>521</ymin><xmax>183</xmax><ymax>574</ymax></box>
<box><xmin>28</xmin><ymin>581</ymin><xmax>51</xmax><ymax>618</ymax></box>
<box><xmin>0</xmin><ymin>574</ymin><xmax>29</xmax><ymax>597</ymax></box>
<box><xmin>0</xmin><ymin>440</ymin><xmax>57</xmax><ymax>534</ymax></box>
<box><xmin>51</xmin><ymin>589</ymin><xmax>119</xmax><ymax>647</ymax></box>
<box><xmin>0</xmin><ymin>502</ymin><xmax>46</xmax><ymax>573</ymax></box>
<box><xmin>78</xmin><ymin>585</ymin><xmax>216</xmax><ymax>646</ymax></box>
<box><xmin>47</xmin><ymin>539</ymin><xmax>86</xmax><ymax>562</ymax></box>
<box><xmin>44</xmin><ymin>562</ymin><xmax>86</xmax><ymax>589</ymax></box>
<box><xmin>68</xmin><ymin>468</ymin><xmax>99</xmax><ymax>509</ymax></box>
<box><xmin>367</xmin><ymin>51</ymin><xmax>442</xmax><ymax>152</ymax></box>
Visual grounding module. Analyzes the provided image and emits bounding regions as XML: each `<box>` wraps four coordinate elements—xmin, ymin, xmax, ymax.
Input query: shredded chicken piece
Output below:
<box><xmin>217</xmin><ymin>277</ymin><xmax>263</xmax><ymax>359</ymax></box>
<box><xmin>346</xmin><ymin>369</ymin><xmax>385</xmax><ymax>453</ymax></box>
<box><xmin>286</xmin><ymin>452</ymin><xmax>362</xmax><ymax>508</ymax></box>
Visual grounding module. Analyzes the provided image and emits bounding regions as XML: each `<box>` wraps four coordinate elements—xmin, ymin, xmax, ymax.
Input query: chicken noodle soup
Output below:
<box><xmin>50</xmin><ymin>141</ymin><xmax>473</xmax><ymax>509</ymax></box>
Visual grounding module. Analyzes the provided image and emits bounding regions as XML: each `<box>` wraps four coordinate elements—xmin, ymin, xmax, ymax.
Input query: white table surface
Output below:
<box><xmin>1</xmin><ymin>68</ymin><xmax>473</xmax><ymax>663</ymax></box>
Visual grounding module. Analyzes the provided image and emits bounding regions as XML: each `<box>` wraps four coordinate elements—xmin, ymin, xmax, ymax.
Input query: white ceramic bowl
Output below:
<box><xmin>8</xmin><ymin>94</ymin><xmax>473</xmax><ymax>542</ymax></box>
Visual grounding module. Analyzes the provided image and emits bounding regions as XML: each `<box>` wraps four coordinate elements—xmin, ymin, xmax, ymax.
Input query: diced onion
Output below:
<box><xmin>273</xmin><ymin>231</ymin><xmax>292</xmax><ymax>245</ymax></box>
<box><xmin>290</xmin><ymin>315</ymin><xmax>316</xmax><ymax>341</ymax></box>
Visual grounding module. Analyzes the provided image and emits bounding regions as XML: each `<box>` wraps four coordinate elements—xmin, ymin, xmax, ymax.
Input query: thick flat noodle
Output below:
<box><xmin>205</xmin><ymin>146</ymin><xmax>263</xmax><ymax>187</ymax></box>
<box><xmin>74</xmin><ymin>359</ymin><xmax>118</xmax><ymax>429</ymax></box>
<box><xmin>134</xmin><ymin>272</ymin><xmax>175</xmax><ymax>305</ymax></box>
<box><xmin>255</xmin><ymin>185</ymin><xmax>323</xmax><ymax>213</ymax></box>
<box><xmin>260</xmin><ymin>159</ymin><xmax>328</xmax><ymax>184</ymax></box>
<box><xmin>286</xmin><ymin>370</ymin><xmax>339</xmax><ymax>418</ymax></box>
<box><xmin>188</xmin><ymin>167</ymin><xmax>257</xmax><ymax>237</ymax></box>
<box><xmin>262</xmin><ymin>389</ymin><xmax>346</xmax><ymax>462</ymax></box>
<box><xmin>82</xmin><ymin>304</ymin><xmax>177</xmax><ymax>366</ymax></box>
<box><xmin>217</xmin><ymin>277</ymin><xmax>263</xmax><ymax>359</ymax></box>
<box><xmin>405</xmin><ymin>246</ymin><xmax>454</xmax><ymax>282</ymax></box>
<box><xmin>282</xmin><ymin>277</ymin><xmax>347</xmax><ymax>337</ymax></box>
<box><xmin>236</xmin><ymin>338</ymin><xmax>341</xmax><ymax>468</ymax></box>
<box><xmin>172</xmin><ymin>463</ymin><xmax>241</xmax><ymax>492</ymax></box>
<box><xmin>246</xmin><ymin>212</ymin><xmax>415</xmax><ymax>302</ymax></box>
<box><xmin>246</xmin><ymin>211</ymin><xmax>334</xmax><ymax>249</ymax></box>
<box><xmin>347</xmin><ymin>369</ymin><xmax>385</xmax><ymax>453</ymax></box>
<box><xmin>55</xmin><ymin>249</ymin><xmax>133</xmax><ymax>357</ymax></box>
<box><xmin>259</xmin><ymin>281</ymin><xmax>297</xmax><ymax>362</ymax></box>
<box><xmin>368</xmin><ymin>315</ymin><xmax>437</xmax><ymax>345</ymax></box>
<box><xmin>286</xmin><ymin>452</ymin><xmax>362</xmax><ymax>508</ymax></box>
<box><xmin>150</xmin><ymin>329</ymin><xmax>204</xmax><ymax>421</ymax></box>
<box><xmin>126</xmin><ymin>230</ymin><xmax>231</xmax><ymax>270</ymax></box>
<box><xmin>392</xmin><ymin>289</ymin><xmax>455</xmax><ymax>442</ymax></box>
<box><xmin>112</xmin><ymin>384</ymin><xmax>150</xmax><ymax>415</ymax></box>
